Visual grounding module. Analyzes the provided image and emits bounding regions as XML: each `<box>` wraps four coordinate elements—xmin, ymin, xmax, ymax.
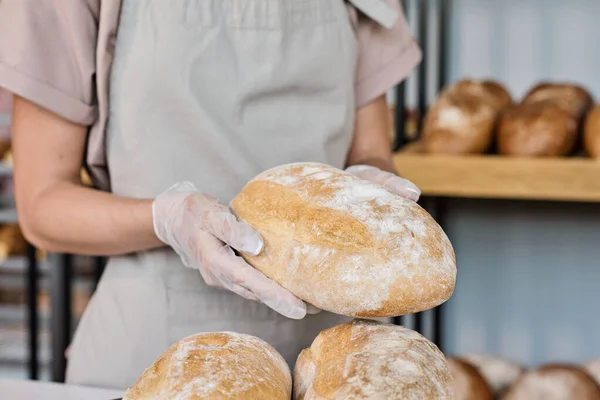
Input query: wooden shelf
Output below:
<box><xmin>393</xmin><ymin>143</ymin><xmax>600</xmax><ymax>203</ymax></box>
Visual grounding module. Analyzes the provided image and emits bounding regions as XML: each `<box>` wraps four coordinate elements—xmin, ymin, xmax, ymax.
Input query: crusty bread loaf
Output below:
<box><xmin>230</xmin><ymin>162</ymin><xmax>456</xmax><ymax>318</ymax></box>
<box><xmin>293</xmin><ymin>319</ymin><xmax>453</xmax><ymax>399</ymax></box>
<box><xmin>463</xmin><ymin>353</ymin><xmax>524</xmax><ymax>395</ymax></box>
<box><xmin>497</xmin><ymin>101</ymin><xmax>578</xmax><ymax>157</ymax></box>
<box><xmin>522</xmin><ymin>82</ymin><xmax>593</xmax><ymax>118</ymax></box>
<box><xmin>584</xmin><ymin>359</ymin><xmax>600</xmax><ymax>386</ymax></box>
<box><xmin>122</xmin><ymin>332</ymin><xmax>291</xmax><ymax>400</ymax></box>
<box><xmin>503</xmin><ymin>364</ymin><xmax>600</xmax><ymax>400</ymax></box>
<box><xmin>422</xmin><ymin>79</ymin><xmax>512</xmax><ymax>155</ymax></box>
<box><xmin>447</xmin><ymin>357</ymin><xmax>493</xmax><ymax>400</ymax></box>
<box><xmin>498</xmin><ymin>82</ymin><xmax>593</xmax><ymax>157</ymax></box>
<box><xmin>584</xmin><ymin>105</ymin><xmax>600</xmax><ymax>158</ymax></box>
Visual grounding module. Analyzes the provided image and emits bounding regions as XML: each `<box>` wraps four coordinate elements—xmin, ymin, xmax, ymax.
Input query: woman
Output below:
<box><xmin>0</xmin><ymin>0</ymin><xmax>421</xmax><ymax>390</ymax></box>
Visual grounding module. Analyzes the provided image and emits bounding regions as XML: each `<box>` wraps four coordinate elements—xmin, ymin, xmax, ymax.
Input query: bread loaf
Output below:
<box><xmin>498</xmin><ymin>82</ymin><xmax>593</xmax><ymax>157</ymax></box>
<box><xmin>422</xmin><ymin>79</ymin><xmax>512</xmax><ymax>155</ymax></box>
<box><xmin>503</xmin><ymin>364</ymin><xmax>600</xmax><ymax>400</ymax></box>
<box><xmin>230</xmin><ymin>162</ymin><xmax>456</xmax><ymax>318</ymax></box>
<box><xmin>522</xmin><ymin>82</ymin><xmax>593</xmax><ymax>117</ymax></box>
<box><xmin>584</xmin><ymin>105</ymin><xmax>600</xmax><ymax>158</ymax></box>
<box><xmin>293</xmin><ymin>319</ymin><xmax>453</xmax><ymax>399</ymax></box>
<box><xmin>463</xmin><ymin>353</ymin><xmax>524</xmax><ymax>395</ymax></box>
<box><xmin>497</xmin><ymin>102</ymin><xmax>577</xmax><ymax>157</ymax></box>
<box><xmin>122</xmin><ymin>332</ymin><xmax>291</xmax><ymax>400</ymax></box>
<box><xmin>583</xmin><ymin>359</ymin><xmax>600</xmax><ymax>386</ymax></box>
<box><xmin>447</xmin><ymin>357</ymin><xmax>493</xmax><ymax>400</ymax></box>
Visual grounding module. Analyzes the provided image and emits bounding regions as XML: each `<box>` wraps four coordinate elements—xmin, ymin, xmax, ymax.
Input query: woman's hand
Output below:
<box><xmin>152</xmin><ymin>181</ymin><xmax>312</xmax><ymax>320</ymax></box>
<box><xmin>346</xmin><ymin>164</ymin><xmax>421</xmax><ymax>202</ymax></box>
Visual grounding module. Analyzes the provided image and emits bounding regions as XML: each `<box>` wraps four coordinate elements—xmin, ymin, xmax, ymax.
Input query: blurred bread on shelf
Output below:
<box><xmin>422</xmin><ymin>79</ymin><xmax>512</xmax><ymax>155</ymax></box>
<box><xmin>446</xmin><ymin>357</ymin><xmax>493</xmax><ymax>400</ymax></box>
<box><xmin>583</xmin><ymin>359</ymin><xmax>600</xmax><ymax>386</ymax></box>
<box><xmin>523</xmin><ymin>82</ymin><xmax>593</xmax><ymax>118</ymax></box>
<box><xmin>498</xmin><ymin>82</ymin><xmax>593</xmax><ymax>157</ymax></box>
<box><xmin>584</xmin><ymin>105</ymin><xmax>600</xmax><ymax>158</ymax></box>
<box><xmin>463</xmin><ymin>353</ymin><xmax>524</xmax><ymax>396</ymax></box>
<box><xmin>0</xmin><ymin>224</ymin><xmax>26</xmax><ymax>262</ymax></box>
<box><xmin>498</xmin><ymin>103</ymin><xmax>578</xmax><ymax>157</ymax></box>
<box><xmin>503</xmin><ymin>364</ymin><xmax>600</xmax><ymax>400</ymax></box>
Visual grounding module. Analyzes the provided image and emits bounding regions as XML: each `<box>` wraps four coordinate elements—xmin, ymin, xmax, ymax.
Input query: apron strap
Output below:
<box><xmin>347</xmin><ymin>0</ymin><xmax>399</xmax><ymax>29</ymax></box>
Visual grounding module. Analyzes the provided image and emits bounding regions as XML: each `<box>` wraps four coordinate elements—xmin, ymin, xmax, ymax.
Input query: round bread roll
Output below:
<box><xmin>584</xmin><ymin>105</ymin><xmax>600</xmax><ymax>158</ymax></box>
<box><xmin>447</xmin><ymin>357</ymin><xmax>493</xmax><ymax>400</ymax></box>
<box><xmin>122</xmin><ymin>332</ymin><xmax>292</xmax><ymax>400</ymax></box>
<box><xmin>463</xmin><ymin>353</ymin><xmax>524</xmax><ymax>395</ymax></box>
<box><xmin>293</xmin><ymin>319</ymin><xmax>453</xmax><ymax>399</ymax></box>
<box><xmin>522</xmin><ymin>82</ymin><xmax>593</xmax><ymax>118</ymax></box>
<box><xmin>497</xmin><ymin>102</ymin><xmax>578</xmax><ymax>157</ymax></box>
<box><xmin>583</xmin><ymin>359</ymin><xmax>600</xmax><ymax>385</ymax></box>
<box><xmin>230</xmin><ymin>162</ymin><xmax>456</xmax><ymax>318</ymax></box>
<box><xmin>503</xmin><ymin>364</ymin><xmax>600</xmax><ymax>400</ymax></box>
<box><xmin>422</xmin><ymin>79</ymin><xmax>512</xmax><ymax>155</ymax></box>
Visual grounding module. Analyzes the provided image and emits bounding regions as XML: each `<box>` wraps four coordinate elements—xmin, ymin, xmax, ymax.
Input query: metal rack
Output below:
<box><xmin>392</xmin><ymin>0</ymin><xmax>452</xmax><ymax>352</ymax></box>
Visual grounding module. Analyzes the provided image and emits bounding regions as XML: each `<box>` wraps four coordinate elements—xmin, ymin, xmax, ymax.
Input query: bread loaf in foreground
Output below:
<box><xmin>503</xmin><ymin>364</ymin><xmax>600</xmax><ymax>400</ymax></box>
<box><xmin>293</xmin><ymin>319</ymin><xmax>453</xmax><ymax>399</ymax></box>
<box><xmin>230</xmin><ymin>162</ymin><xmax>456</xmax><ymax>318</ymax></box>
<box><xmin>446</xmin><ymin>357</ymin><xmax>493</xmax><ymax>400</ymax></box>
<box><xmin>122</xmin><ymin>332</ymin><xmax>291</xmax><ymax>400</ymax></box>
<box><xmin>463</xmin><ymin>353</ymin><xmax>524</xmax><ymax>396</ymax></box>
<box><xmin>584</xmin><ymin>105</ymin><xmax>600</xmax><ymax>158</ymax></box>
<box><xmin>584</xmin><ymin>359</ymin><xmax>600</xmax><ymax>386</ymax></box>
<box><xmin>422</xmin><ymin>79</ymin><xmax>512</xmax><ymax>155</ymax></box>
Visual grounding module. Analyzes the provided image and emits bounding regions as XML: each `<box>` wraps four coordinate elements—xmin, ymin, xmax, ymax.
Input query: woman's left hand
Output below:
<box><xmin>345</xmin><ymin>164</ymin><xmax>421</xmax><ymax>202</ymax></box>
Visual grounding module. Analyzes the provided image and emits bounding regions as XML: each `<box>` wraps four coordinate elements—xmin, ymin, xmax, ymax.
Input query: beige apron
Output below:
<box><xmin>65</xmin><ymin>0</ymin><xmax>397</xmax><ymax>390</ymax></box>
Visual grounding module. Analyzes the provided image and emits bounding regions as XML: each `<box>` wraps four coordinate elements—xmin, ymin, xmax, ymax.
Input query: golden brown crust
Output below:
<box><xmin>463</xmin><ymin>353</ymin><xmax>524</xmax><ymax>395</ymax></box>
<box><xmin>522</xmin><ymin>82</ymin><xmax>593</xmax><ymax>118</ymax></box>
<box><xmin>497</xmin><ymin>103</ymin><xmax>578</xmax><ymax>157</ymax></box>
<box><xmin>584</xmin><ymin>105</ymin><xmax>600</xmax><ymax>158</ymax></box>
<box><xmin>123</xmin><ymin>332</ymin><xmax>292</xmax><ymax>400</ymax></box>
<box><xmin>230</xmin><ymin>163</ymin><xmax>456</xmax><ymax>318</ymax></box>
<box><xmin>446</xmin><ymin>357</ymin><xmax>493</xmax><ymax>400</ymax></box>
<box><xmin>503</xmin><ymin>364</ymin><xmax>600</xmax><ymax>400</ymax></box>
<box><xmin>422</xmin><ymin>79</ymin><xmax>512</xmax><ymax>155</ymax></box>
<box><xmin>293</xmin><ymin>319</ymin><xmax>453</xmax><ymax>399</ymax></box>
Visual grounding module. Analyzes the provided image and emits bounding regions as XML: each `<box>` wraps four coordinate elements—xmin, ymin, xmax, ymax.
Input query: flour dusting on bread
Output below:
<box><xmin>231</xmin><ymin>162</ymin><xmax>456</xmax><ymax>317</ymax></box>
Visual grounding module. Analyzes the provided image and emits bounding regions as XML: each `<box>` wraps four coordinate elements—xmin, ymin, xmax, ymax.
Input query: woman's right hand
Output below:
<box><xmin>152</xmin><ymin>181</ymin><xmax>310</xmax><ymax>320</ymax></box>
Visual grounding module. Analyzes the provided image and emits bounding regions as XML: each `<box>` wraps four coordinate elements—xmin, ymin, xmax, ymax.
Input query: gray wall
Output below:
<box><xmin>439</xmin><ymin>0</ymin><xmax>600</xmax><ymax>366</ymax></box>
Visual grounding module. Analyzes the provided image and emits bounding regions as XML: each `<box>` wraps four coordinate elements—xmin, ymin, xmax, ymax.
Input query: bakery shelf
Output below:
<box><xmin>393</xmin><ymin>142</ymin><xmax>600</xmax><ymax>203</ymax></box>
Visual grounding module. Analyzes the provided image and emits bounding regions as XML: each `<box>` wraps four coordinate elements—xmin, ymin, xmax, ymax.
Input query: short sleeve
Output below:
<box><xmin>0</xmin><ymin>0</ymin><xmax>99</xmax><ymax>125</ymax></box>
<box><xmin>353</xmin><ymin>0</ymin><xmax>422</xmax><ymax>108</ymax></box>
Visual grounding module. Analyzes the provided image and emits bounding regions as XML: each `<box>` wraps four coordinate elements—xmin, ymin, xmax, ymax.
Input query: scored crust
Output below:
<box><xmin>122</xmin><ymin>332</ymin><xmax>291</xmax><ymax>400</ymax></box>
<box><xmin>230</xmin><ymin>162</ymin><xmax>456</xmax><ymax>318</ymax></box>
<box><xmin>293</xmin><ymin>319</ymin><xmax>453</xmax><ymax>399</ymax></box>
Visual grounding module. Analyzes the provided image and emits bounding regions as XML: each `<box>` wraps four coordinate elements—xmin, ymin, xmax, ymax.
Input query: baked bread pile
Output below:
<box><xmin>124</xmin><ymin>162</ymin><xmax>457</xmax><ymax>399</ymax></box>
<box><xmin>498</xmin><ymin>83</ymin><xmax>593</xmax><ymax>157</ymax></box>
<box><xmin>445</xmin><ymin>355</ymin><xmax>600</xmax><ymax>400</ymax></box>
<box><xmin>422</xmin><ymin>79</ymin><xmax>600</xmax><ymax>158</ymax></box>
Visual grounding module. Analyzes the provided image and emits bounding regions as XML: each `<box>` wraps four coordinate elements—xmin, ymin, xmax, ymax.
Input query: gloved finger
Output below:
<box><xmin>381</xmin><ymin>175</ymin><xmax>421</xmax><ymax>202</ymax></box>
<box><xmin>346</xmin><ymin>165</ymin><xmax>421</xmax><ymax>202</ymax></box>
<box><xmin>305</xmin><ymin>303</ymin><xmax>322</xmax><ymax>315</ymax></box>
<box><xmin>195</xmin><ymin>230</ymin><xmax>307</xmax><ymax>319</ymax></box>
<box><xmin>223</xmin><ymin>281</ymin><xmax>261</xmax><ymax>302</ymax></box>
<box><xmin>211</xmin><ymin>251</ymin><xmax>307</xmax><ymax>320</ymax></box>
<box><xmin>187</xmin><ymin>196</ymin><xmax>263</xmax><ymax>256</ymax></box>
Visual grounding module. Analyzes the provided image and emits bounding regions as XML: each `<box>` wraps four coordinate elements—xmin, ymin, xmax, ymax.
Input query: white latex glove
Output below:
<box><xmin>152</xmin><ymin>181</ymin><xmax>311</xmax><ymax>319</ymax></box>
<box><xmin>345</xmin><ymin>165</ymin><xmax>421</xmax><ymax>202</ymax></box>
